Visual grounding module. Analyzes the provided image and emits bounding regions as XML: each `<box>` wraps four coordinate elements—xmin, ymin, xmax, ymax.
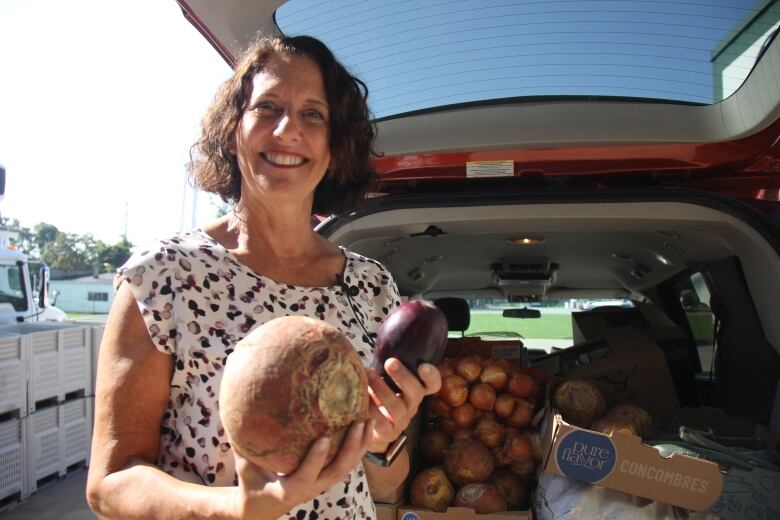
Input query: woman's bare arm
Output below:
<box><xmin>86</xmin><ymin>282</ymin><xmax>244</xmax><ymax>519</ymax></box>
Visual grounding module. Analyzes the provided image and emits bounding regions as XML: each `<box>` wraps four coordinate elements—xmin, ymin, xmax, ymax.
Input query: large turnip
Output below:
<box><xmin>219</xmin><ymin>316</ymin><xmax>369</xmax><ymax>474</ymax></box>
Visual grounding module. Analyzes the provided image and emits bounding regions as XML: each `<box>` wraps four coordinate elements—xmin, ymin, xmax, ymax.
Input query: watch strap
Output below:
<box><xmin>364</xmin><ymin>432</ymin><xmax>408</xmax><ymax>467</ymax></box>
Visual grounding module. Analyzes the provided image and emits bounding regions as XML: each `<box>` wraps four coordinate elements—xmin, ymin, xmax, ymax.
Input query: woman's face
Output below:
<box><xmin>234</xmin><ymin>53</ymin><xmax>331</xmax><ymax>209</ymax></box>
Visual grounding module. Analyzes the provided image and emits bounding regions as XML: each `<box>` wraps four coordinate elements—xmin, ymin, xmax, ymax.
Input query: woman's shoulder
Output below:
<box><xmin>117</xmin><ymin>229</ymin><xmax>226</xmax><ymax>279</ymax></box>
<box><xmin>343</xmin><ymin>248</ymin><xmax>394</xmax><ymax>279</ymax></box>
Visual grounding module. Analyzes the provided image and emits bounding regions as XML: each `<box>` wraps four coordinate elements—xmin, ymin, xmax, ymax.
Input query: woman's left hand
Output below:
<box><xmin>366</xmin><ymin>358</ymin><xmax>442</xmax><ymax>452</ymax></box>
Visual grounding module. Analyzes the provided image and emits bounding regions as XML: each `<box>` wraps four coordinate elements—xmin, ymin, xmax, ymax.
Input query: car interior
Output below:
<box><xmin>320</xmin><ymin>195</ymin><xmax>780</xmax><ymax>431</ymax></box>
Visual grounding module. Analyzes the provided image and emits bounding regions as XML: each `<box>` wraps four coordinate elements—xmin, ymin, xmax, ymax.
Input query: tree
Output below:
<box><xmin>41</xmin><ymin>232</ymin><xmax>89</xmax><ymax>272</ymax></box>
<box><xmin>97</xmin><ymin>237</ymin><xmax>133</xmax><ymax>271</ymax></box>
<box><xmin>33</xmin><ymin>222</ymin><xmax>59</xmax><ymax>252</ymax></box>
<box><xmin>7</xmin><ymin>219</ymin><xmax>35</xmax><ymax>254</ymax></box>
<box><xmin>2</xmin><ymin>215</ymin><xmax>133</xmax><ymax>274</ymax></box>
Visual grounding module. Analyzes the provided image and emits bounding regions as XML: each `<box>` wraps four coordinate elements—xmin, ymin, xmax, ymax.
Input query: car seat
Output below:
<box><xmin>433</xmin><ymin>297</ymin><xmax>470</xmax><ymax>337</ymax></box>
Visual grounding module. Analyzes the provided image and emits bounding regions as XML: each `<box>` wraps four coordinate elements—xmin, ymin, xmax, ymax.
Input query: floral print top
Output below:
<box><xmin>115</xmin><ymin>229</ymin><xmax>401</xmax><ymax>520</ymax></box>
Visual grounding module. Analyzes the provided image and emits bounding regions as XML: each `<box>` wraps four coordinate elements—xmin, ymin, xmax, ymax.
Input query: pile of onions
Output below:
<box><xmin>410</xmin><ymin>354</ymin><xmax>549</xmax><ymax>513</ymax></box>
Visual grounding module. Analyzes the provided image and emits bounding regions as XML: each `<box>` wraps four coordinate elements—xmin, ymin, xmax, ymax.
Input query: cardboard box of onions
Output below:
<box><xmin>398</xmin><ymin>338</ymin><xmax>548</xmax><ymax>520</ymax></box>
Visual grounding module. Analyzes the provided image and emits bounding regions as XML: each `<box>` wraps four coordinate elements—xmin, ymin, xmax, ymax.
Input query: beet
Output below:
<box><xmin>370</xmin><ymin>300</ymin><xmax>448</xmax><ymax>392</ymax></box>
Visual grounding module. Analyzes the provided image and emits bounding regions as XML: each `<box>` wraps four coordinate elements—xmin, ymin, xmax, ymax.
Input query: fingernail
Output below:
<box><xmin>420</xmin><ymin>363</ymin><xmax>433</xmax><ymax>375</ymax></box>
<box><xmin>367</xmin><ymin>419</ymin><xmax>375</xmax><ymax>432</ymax></box>
<box><xmin>354</xmin><ymin>422</ymin><xmax>365</xmax><ymax>437</ymax></box>
<box><xmin>317</xmin><ymin>437</ymin><xmax>330</xmax><ymax>451</ymax></box>
<box><xmin>387</xmin><ymin>359</ymin><xmax>400</xmax><ymax>373</ymax></box>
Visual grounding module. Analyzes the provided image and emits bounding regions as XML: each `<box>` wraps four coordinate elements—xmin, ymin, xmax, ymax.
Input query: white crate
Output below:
<box><xmin>0</xmin><ymin>332</ymin><xmax>26</xmax><ymax>417</ymax></box>
<box><xmin>63</xmin><ymin>322</ymin><xmax>105</xmax><ymax>397</ymax></box>
<box><xmin>61</xmin><ymin>397</ymin><xmax>92</xmax><ymax>468</ymax></box>
<box><xmin>0</xmin><ymin>416</ymin><xmax>28</xmax><ymax>502</ymax></box>
<box><xmin>3</xmin><ymin>323</ymin><xmax>92</xmax><ymax>413</ymax></box>
<box><xmin>61</xmin><ymin>327</ymin><xmax>91</xmax><ymax>398</ymax></box>
<box><xmin>28</xmin><ymin>329</ymin><xmax>59</xmax><ymax>411</ymax></box>
<box><xmin>25</xmin><ymin>405</ymin><xmax>61</xmax><ymax>493</ymax></box>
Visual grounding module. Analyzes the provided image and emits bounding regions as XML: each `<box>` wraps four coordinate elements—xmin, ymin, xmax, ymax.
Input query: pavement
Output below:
<box><xmin>1</xmin><ymin>470</ymin><xmax>95</xmax><ymax>520</ymax></box>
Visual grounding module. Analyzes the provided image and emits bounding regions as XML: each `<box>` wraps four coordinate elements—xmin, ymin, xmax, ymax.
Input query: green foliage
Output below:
<box><xmin>33</xmin><ymin>223</ymin><xmax>59</xmax><ymax>251</ymax></box>
<box><xmin>2</xmin><ymin>216</ymin><xmax>133</xmax><ymax>274</ymax></box>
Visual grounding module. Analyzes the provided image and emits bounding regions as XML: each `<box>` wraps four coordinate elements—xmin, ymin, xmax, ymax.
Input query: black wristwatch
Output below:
<box><xmin>364</xmin><ymin>432</ymin><xmax>408</xmax><ymax>467</ymax></box>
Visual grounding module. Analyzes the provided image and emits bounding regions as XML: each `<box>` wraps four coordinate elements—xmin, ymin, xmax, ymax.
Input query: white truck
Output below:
<box><xmin>0</xmin><ymin>246</ymin><xmax>68</xmax><ymax>326</ymax></box>
<box><xmin>0</xmin><ymin>164</ymin><xmax>68</xmax><ymax>326</ymax></box>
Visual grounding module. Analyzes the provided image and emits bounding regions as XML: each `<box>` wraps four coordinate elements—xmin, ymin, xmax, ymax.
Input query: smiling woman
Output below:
<box><xmin>85</xmin><ymin>34</ymin><xmax>442</xmax><ymax>520</ymax></box>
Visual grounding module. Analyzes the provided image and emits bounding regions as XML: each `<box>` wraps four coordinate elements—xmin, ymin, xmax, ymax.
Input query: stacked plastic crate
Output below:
<box><xmin>0</xmin><ymin>322</ymin><xmax>93</xmax><ymax>507</ymax></box>
<box><xmin>0</xmin><ymin>329</ymin><xmax>27</xmax><ymax>505</ymax></box>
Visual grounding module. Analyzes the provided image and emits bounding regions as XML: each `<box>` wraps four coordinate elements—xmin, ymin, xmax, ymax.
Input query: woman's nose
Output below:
<box><xmin>272</xmin><ymin>113</ymin><xmax>300</xmax><ymax>140</ymax></box>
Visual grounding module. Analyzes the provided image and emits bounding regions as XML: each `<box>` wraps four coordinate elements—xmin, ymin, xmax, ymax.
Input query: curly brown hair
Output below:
<box><xmin>190</xmin><ymin>35</ymin><xmax>379</xmax><ymax>215</ymax></box>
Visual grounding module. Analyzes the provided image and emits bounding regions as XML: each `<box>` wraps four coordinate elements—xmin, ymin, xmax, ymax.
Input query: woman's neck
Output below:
<box><xmin>223</xmin><ymin>200</ymin><xmax>323</xmax><ymax>264</ymax></box>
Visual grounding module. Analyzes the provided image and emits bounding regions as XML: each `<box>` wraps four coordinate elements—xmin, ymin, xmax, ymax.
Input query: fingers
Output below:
<box><xmin>289</xmin><ymin>436</ymin><xmax>332</xmax><ymax>483</ymax></box>
<box><xmin>317</xmin><ymin>419</ymin><xmax>372</xmax><ymax>483</ymax></box>
<box><xmin>417</xmin><ymin>363</ymin><xmax>442</xmax><ymax>394</ymax></box>
<box><xmin>377</xmin><ymin>359</ymin><xmax>441</xmax><ymax>406</ymax></box>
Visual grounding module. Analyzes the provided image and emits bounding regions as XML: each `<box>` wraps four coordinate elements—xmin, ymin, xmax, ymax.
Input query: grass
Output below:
<box><xmin>686</xmin><ymin>312</ymin><xmax>714</xmax><ymax>342</ymax></box>
<box><xmin>66</xmin><ymin>313</ymin><xmax>108</xmax><ymax>320</ymax></box>
<box><xmin>464</xmin><ymin>312</ymin><xmax>573</xmax><ymax>339</ymax></box>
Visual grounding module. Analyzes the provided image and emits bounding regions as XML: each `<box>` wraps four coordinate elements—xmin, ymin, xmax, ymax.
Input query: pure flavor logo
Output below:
<box><xmin>402</xmin><ymin>512</ymin><xmax>421</xmax><ymax>520</ymax></box>
<box><xmin>557</xmin><ymin>430</ymin><xmax>617</xmax><ymax>483</ymax></box>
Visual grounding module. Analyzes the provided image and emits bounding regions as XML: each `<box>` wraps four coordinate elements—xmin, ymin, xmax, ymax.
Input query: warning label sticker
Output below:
<box><xmin>466</xmin><ymin>160</ymin><xmax>514</xmax><ymax>178</ymax></box>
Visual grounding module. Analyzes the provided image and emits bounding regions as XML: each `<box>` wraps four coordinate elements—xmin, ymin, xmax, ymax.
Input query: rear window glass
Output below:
<box><xmin>277</xmin><ymin>0</ymin><xmax>779</xmax><ymax>118</ymax></box>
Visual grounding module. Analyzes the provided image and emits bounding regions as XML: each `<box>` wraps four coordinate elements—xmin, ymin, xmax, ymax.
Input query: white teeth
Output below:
<box><xmin>265</xmin><ymin>153</ymin><xmax>305</xmax><ymax>166</ymax></box>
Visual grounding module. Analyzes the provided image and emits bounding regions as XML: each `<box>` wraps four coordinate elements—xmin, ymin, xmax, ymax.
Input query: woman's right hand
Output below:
<box><xmin>230</xmin><ymin>419</ymin><xmax>374</xmax><ymax>519</ymax></box>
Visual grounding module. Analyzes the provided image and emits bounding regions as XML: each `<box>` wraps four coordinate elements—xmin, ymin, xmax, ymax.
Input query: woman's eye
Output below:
<box><xmin>303</xmin><ymin>109</ymin><xmax>326</xmax><ymax>122</ymax></box>
<box><xmin>255</xmin><ymin>101</ymin><xmax>280</xmax><ymax>112</ymax></box>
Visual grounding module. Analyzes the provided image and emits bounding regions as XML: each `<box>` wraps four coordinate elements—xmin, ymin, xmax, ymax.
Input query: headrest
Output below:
<box><xmin>434</xmin><ymin>297</ymin><xmax>470</xmax><ymax>333</ymax></box>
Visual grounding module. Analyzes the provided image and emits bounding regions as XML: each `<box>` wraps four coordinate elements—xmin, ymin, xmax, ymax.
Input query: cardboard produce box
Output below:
<box><xmin>530</xmin><ymin>326</ymin><xmax>680</xmax><ymax>425</ymax></box>
<box><xmin>375</xmin><ymin>501</ymin><xmax>400</xmax><ymax>520</ymax></box>
<box><xmin>539</xmin><ymin>407</ymin><xmax>723</xmax><ymax>511</ymax></box>
<box><xmin>396</xmin><ymin>337</ymin><xmax>538</xmax><ymax>520</ymax></box>
<box><xmin>397</xmin><ymin>505</ymin><xmax>532</xmax><ymax>520</ymax></box>
<box><xmin>571</xmin><ymin>302</ymin><xmax>687</xmax><ymax>346</ymax></box>
<box><xmin>531</xmin><ymin>327</ymin><xmax>725</xmax><ymax>511</ymax></box>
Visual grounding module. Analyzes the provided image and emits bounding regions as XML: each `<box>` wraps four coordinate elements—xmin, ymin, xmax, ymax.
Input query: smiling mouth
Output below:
<box><xmin>262</xmin><ymin>152</ymin><xmax>307</xmax><ymax>167</ymax></box>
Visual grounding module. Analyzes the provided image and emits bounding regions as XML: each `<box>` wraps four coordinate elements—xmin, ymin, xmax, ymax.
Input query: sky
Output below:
<box><xmin>0</xmin><ymin>0</ymin><xmax>231</xmax><ymax>247</ymax></box>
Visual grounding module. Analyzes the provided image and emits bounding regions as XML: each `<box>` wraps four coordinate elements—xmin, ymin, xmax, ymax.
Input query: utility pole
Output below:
<box><xmin>123</xmin><ymin>203</ymin><xmax>128</xmax><ymax>241</ymax></box>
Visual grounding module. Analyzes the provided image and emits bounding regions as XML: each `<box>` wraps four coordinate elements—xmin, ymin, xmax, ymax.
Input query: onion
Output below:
<box><xmin>439</xmin><ymin>375</ymin><xmax>469</xmax><ymax>407</ymax></box>
<box><xmin>494</xmin><ymin>394</ymin><xmax>518</xmax><ymax>418</ymax></box>
<box><xmin>451</xmin><ymin>402</ymin><xmax>478</xmax><ymax>429</ymax></box>
<box><xmin>506</xmin><ymin>372</ymin><xmax>539</xmax><ymax>399</ymax></box>
<box><xmin>456</xmin><ymin>355</ymin><xmax>483</xmax><ymax>382</ymax></box>
<box><xmin>474</xmin><ymin>418</ymin><xmax>505</xmax><ymax>448</ymax></box>
<box><xmin>468</xmin><ymin>383</ymin><xmax>497</xmax><ymax>411</ymax></box>
<box><xmin>426</xmin><ymin>395</ymin><xmax>451</xmax><ymax>418</ymax></box>
<box><xmin>480</xmin><ymin>363</ymin><xmax>509</xmax><ymax>391</ymax></box>
<box><xmin>505</xmin><ymin>398</ymin><xmax>534</xmax><ymax>428</ymax></box>
<box><xmin>437</xmin><ymin>358</ymin><xmax>457</xmax><ymax>378</ymax></box>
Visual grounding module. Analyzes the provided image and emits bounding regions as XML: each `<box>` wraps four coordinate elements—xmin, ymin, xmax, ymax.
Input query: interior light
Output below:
<box><xmin>509</xmin><ymin>235</ymin><xmax>546</xmax><ymax>245</ymax></box>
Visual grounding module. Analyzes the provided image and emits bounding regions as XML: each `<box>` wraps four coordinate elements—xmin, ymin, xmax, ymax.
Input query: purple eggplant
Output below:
<box><xmin>370</xmin><ymin>300</ymin><xmax>449</xmax><ymax>392</ymax></box>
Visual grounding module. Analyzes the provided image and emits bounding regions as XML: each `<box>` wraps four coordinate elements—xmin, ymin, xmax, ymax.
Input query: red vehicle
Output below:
<box><xmin>178</xmin><ymin>0</ymin><xmax>779</xmax><ymax>515</ymax></box>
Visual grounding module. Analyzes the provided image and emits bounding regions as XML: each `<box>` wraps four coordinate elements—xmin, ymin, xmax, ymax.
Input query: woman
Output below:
<box><xmin>86</xmin><ymin>35</ymin><xmax>441</xmax><ymax>519</ymax></box>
